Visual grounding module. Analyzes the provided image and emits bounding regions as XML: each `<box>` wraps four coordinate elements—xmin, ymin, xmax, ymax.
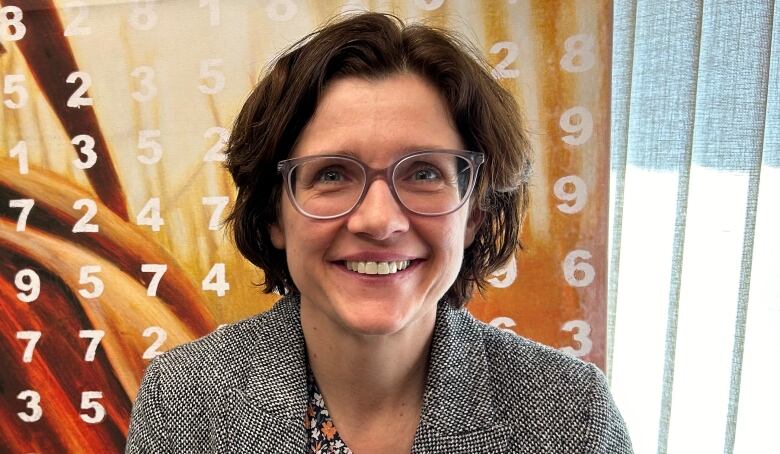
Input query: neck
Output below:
<box><xmin>300</xmin><ymin>299</ymin><xmax>436</xmax><ymax>417</ymax></box>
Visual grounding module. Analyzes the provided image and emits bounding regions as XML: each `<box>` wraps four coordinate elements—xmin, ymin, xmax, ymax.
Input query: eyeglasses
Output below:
<box><xmin>277</xmin><ymin>150</ymin><xmax>485</xmax><ymax>219</ymax></box>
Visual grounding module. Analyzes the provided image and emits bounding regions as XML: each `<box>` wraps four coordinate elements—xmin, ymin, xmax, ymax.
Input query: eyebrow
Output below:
<box><xmin>307</xmin><ymin>145</ymin><xmax>455</xmax><ymax>158</ymax></box>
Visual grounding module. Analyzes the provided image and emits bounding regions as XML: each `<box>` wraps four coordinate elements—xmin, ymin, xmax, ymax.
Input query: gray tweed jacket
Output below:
<box><xmin>126</xmin><ymin>295</ymin><xmax>633</xmax><ymax>453</ymax></box>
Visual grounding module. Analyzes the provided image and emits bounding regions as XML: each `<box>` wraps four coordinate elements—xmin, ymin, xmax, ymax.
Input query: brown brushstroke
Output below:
<box><xmin>0</xmin><ymin>159</ymin><xmax>215</xmax><ymax>334</ymax></box>
<box><xmin>0</xmin><ymin>218</ymin><xmax>211</xmax><ymax>398</ymax></box>
<box><xmin>0</xmin><ymin>0</ymin><xmax>129</xmax><ymax>220</ymax></box>
<box><xmin>0</xmin><ymin>251</ymin><xmax>129</xmax><ymax>453</ymax></box>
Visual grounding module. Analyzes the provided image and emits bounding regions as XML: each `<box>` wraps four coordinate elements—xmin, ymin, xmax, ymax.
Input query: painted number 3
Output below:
<box><xmin>560</xmin><ymin>320</ymin><xmax>592</xmax><ymax>357</ymax></box>
<box><xmin>16</xmin><ymin>390</ymin><xmax>105</xmax><ymax>424</ymax></box>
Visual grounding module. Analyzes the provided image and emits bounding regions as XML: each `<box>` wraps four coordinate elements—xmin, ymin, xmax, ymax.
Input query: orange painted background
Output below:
<box><xmin>0</xmin><ymin>0</ymin><xmax>611</xmax><ymax>451</ymax></box>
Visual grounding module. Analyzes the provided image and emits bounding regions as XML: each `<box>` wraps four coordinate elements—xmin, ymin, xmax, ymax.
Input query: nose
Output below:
<box><xmin>346</xmin><ymin>179</ymin><xmax>409</xmax><ymax>240</ymax></box>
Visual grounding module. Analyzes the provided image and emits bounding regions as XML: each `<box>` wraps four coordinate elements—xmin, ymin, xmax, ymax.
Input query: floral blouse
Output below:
<box><xmin>305</xmin><ymin>371</ymin><xmax>353</xmax><ymax>454</ymax></box>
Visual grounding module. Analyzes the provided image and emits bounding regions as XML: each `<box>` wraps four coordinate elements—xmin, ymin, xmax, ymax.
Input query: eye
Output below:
<box><xmin>314</xmin><ymin>166</ymin><xmax>350</xmax><ymax>184</ymax></box>
<box><xmin>319</xmin><ymin>169</ymin><xmax>344</xmax><ymax>182</ymax></box>
<box><xmin>411</xmin><ymin>166</ymin><xmax>442</xmax><ymax>181</ymax></box>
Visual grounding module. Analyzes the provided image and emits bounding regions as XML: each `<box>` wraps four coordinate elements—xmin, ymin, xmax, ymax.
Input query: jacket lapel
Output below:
<box><xmin>412</xmin><ymin>303</ymin><xmax>510</xmax><ymax>453</ymax></box>
<box><xmin>214</xmin><ymin>295</ymin><xmax>310</xmax><ymax>453</ymax></box>
<box><xmin>215</xmin><ymin>296</ymin><xmax>509</xmax><ymax>453</ymax></box>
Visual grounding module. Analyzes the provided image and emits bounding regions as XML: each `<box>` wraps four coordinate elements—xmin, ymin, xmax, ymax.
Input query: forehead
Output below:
<box><xmin>291</xmin><ymin>73</ymin><xmax>462</xmax><ymax>161</ymax></box>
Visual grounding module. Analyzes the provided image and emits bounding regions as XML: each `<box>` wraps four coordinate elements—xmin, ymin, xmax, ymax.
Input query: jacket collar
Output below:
<box><xmin>413</xmin><ymin>299</ymin><xmax>510</xmax><ymax>451</ymax></box>
<box><xmin>223</xmin><ymin>295</ymin><xmax>509</xmax><ymax>452</ymax></box>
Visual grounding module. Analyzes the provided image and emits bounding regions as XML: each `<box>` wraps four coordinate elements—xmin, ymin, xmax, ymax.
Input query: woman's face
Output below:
<box><xmin>270</xmin><ymin>73</ymin><xmax>479</xmax><ymax>337</ymax></box>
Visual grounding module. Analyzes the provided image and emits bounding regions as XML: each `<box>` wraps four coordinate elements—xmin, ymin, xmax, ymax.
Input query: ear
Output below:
<box><xmin>269</xmin><ymin>222</ymin><xmax>286</xmax><ymax>249</ymax></box>
<box><xmin>464</xmin><ymin>207</ymin><xmax>483</xmax><ymax>248</ymax></box>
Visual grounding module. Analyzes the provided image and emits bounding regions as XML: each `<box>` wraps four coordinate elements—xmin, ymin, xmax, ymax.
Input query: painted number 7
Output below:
<box><xmin>141</xmin><ymin>263</ymin><xmax>167</xmax><ymax>297</ymax></box>
<box><xmin>79</xmin><ymin>329</ymin><xmax>105</xmax><ymax>362</ymax></box>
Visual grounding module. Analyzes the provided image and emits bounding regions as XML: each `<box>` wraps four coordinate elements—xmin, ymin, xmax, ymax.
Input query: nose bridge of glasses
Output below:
<box><xmin>367</xmin><ymin>161</ymin><xmax>413</xmax><ymax>205</ymax></box>
<box><xmin>360</xmin><ymin>167</ymin><xmax>403</xmax><ymax>208</ymax></box>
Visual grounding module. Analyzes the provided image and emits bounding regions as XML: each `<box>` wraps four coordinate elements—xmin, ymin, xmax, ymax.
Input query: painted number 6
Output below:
<box><xmin>562</xmin><ymin>249</ymin><xmax>595</xmax><ymax>288</ymax></box>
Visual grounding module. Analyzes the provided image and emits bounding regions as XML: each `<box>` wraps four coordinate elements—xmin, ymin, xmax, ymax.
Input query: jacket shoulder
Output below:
<box><xmin>126</xmin><ymin>304</ymin><xmax>294</xmax><ymax>453</ymax></box>
<box><xmin>151</xmin><ymin>309</ymin><xmax>273</xmax><ymax>381</ymax></box>
<box><xmin>477</xmin><ymin>319</ymin><xmax>595</xmax><ymax>385</ymax></box>
<box><xmin>465</xmin><ymin>313</ymin><xmax>633</xmax><ymax>452</ymax></box>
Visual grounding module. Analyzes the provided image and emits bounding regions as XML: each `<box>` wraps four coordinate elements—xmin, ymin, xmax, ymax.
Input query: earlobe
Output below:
<box><xmin>269</xmin><ymin>223</ymin><xmax>286</xmax><ymax>249</ymax></box>
<box><xmin>464</xmin><ymin>208</ymin><xmax>483</xmax><ymax>248</ymax></box>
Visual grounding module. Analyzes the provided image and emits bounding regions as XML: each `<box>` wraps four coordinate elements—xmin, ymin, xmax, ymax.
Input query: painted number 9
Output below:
<box><xmin>553</xmin><ymin>175</ymin><xmax>588</xmax><ymax>214</ymax></box>
<box><xmin>487</xmin><ymin>255</ymin><xmax>517</xmax><ymax>288</ymax></box>
<box><xmin>560</xmin><ymin>106</ymin><xmax>593</xmax><ymax>146</ymax></box>
<box><xmin>15</xmin><ymin>269</ymin><xmax>40</xmax><ymax>303</ymax></box>
<box><xmin>489</xmin><ymin>316</ymin><xmax>517</xmax><ymax>335</ymax></box>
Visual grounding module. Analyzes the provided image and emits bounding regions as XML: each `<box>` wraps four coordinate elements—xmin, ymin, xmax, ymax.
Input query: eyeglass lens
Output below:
<box><xmin>289</xmin><ymin>152</ymin><xmax>474</xmax><ymax>218</ymax></box>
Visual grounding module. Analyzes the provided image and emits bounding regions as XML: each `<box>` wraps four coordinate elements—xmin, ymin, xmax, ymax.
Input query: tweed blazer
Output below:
<box><xmin>126</xmin><ymin>295</ymin><xmax>633</xmax><ymax>453</ymax></box>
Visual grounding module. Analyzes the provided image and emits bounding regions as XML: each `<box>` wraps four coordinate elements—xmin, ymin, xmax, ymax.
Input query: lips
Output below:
<box><xmin>345</xmin><ymin>260</ymin><xmax>412</xmax><ymax>275</ymax></box>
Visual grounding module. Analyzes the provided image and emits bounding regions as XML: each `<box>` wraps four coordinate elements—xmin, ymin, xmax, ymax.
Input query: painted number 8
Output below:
<box><xmin>560</xmin><ymin>34</ymin><xmax>595</xmax><ymax>73</ymax></box>
<box><xmin>129</xmin><ymin>0</ymin><xmax>158</xmax><ymax>31</ymax></box>
<box><xmin>1</xmin><ymin>6</ymin><xmax>26</xmax><ymax>41</ymax></box>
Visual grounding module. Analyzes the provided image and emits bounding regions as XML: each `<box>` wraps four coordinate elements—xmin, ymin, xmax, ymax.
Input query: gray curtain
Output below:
<box><xmin>608</xmin><ymin>1</ymin><xmax>778</xmax><ymax>453</ymax></box>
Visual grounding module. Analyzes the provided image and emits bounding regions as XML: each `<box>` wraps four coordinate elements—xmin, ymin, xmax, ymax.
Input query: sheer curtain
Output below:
<box><xmin>608</xmin><ymin>1</ymin><xmax>778</xmax><ymax>453</ymax></box>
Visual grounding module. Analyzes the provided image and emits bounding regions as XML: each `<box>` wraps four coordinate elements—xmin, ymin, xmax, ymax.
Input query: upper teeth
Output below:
<box><xmin>346</xmin><ymin>260</ymin><xmax>411</xmax><ymax>275</ymax></box>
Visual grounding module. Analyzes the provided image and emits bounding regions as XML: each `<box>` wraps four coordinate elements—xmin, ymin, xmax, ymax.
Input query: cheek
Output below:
<box><xmin>421</xmin><ymin>218</ymin><xmax>468</xmax><ymax>258</ymax></box>
<box><xmin>286</xmin><ymin>221</ymin><xmax>337</xmax><ymax>265</ymax></box>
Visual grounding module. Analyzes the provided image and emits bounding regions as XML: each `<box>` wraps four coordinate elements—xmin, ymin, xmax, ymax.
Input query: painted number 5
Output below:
<box><xmin>80</xmin><ymin>391</ymin><xmax>105</xmax><ymax>424</ymax></box>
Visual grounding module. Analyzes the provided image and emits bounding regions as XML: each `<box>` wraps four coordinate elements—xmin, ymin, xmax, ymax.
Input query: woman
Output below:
<box><xmin>126</xmin><ymin>12</ymin><xmax>632</xmax><ymax>453</ymax></box>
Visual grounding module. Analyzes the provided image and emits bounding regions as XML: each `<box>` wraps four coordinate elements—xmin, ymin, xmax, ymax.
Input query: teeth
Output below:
<box><xmin>345</xmin><ymin>260</ymin><xmax>411</xmax><ymax>275</ymax></box>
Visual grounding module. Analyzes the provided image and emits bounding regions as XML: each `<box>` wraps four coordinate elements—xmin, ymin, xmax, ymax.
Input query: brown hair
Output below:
<box><xmin>224</xmin><ymin>12</ymin><xmax>531</xmax><ymax>308</ymax></box>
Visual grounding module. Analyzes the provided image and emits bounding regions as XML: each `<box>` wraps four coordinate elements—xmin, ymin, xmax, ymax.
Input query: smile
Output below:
<box><xmin>345</xmin><ymin>260</ymin><xmax>412</xmax><ymax>275</ymax></box>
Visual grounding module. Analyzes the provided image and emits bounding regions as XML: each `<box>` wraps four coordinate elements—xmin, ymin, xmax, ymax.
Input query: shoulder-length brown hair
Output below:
<box><xmin>224</xmin><ymin>12</ymin><xmax>532</xmax><ymax>309</ymax></box>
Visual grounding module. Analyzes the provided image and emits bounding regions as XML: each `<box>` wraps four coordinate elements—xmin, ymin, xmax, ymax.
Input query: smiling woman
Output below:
<box><xmin>125</xmin><ymin>12</ymin><xmax>632</xmax><ymax>454</ymax></box>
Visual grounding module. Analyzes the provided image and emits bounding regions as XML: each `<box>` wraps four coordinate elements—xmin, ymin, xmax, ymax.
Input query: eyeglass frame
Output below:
<box><xmin>276</xmin><ymin>149</ymin><xmax>486</xmax><ymax>220</ymax></box>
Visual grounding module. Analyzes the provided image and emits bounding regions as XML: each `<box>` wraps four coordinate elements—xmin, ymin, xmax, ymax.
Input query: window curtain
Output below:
<box><xmin>608</xmin><ymin>1</ymin><xmax>778</xmax><ymax>453</ymax></box>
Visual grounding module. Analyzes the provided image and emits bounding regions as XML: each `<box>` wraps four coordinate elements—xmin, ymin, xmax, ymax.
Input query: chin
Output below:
<box><xmin>337</xmin><ymin>305</ymin><xmax>416</xmax><ymax>337</ymax></box>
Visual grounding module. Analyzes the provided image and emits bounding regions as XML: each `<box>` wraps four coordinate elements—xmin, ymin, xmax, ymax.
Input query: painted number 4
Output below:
<box><xmin>202</xmin><ymin>263</ymin><xmax>229</xmax><ymax>296</ymax></box>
